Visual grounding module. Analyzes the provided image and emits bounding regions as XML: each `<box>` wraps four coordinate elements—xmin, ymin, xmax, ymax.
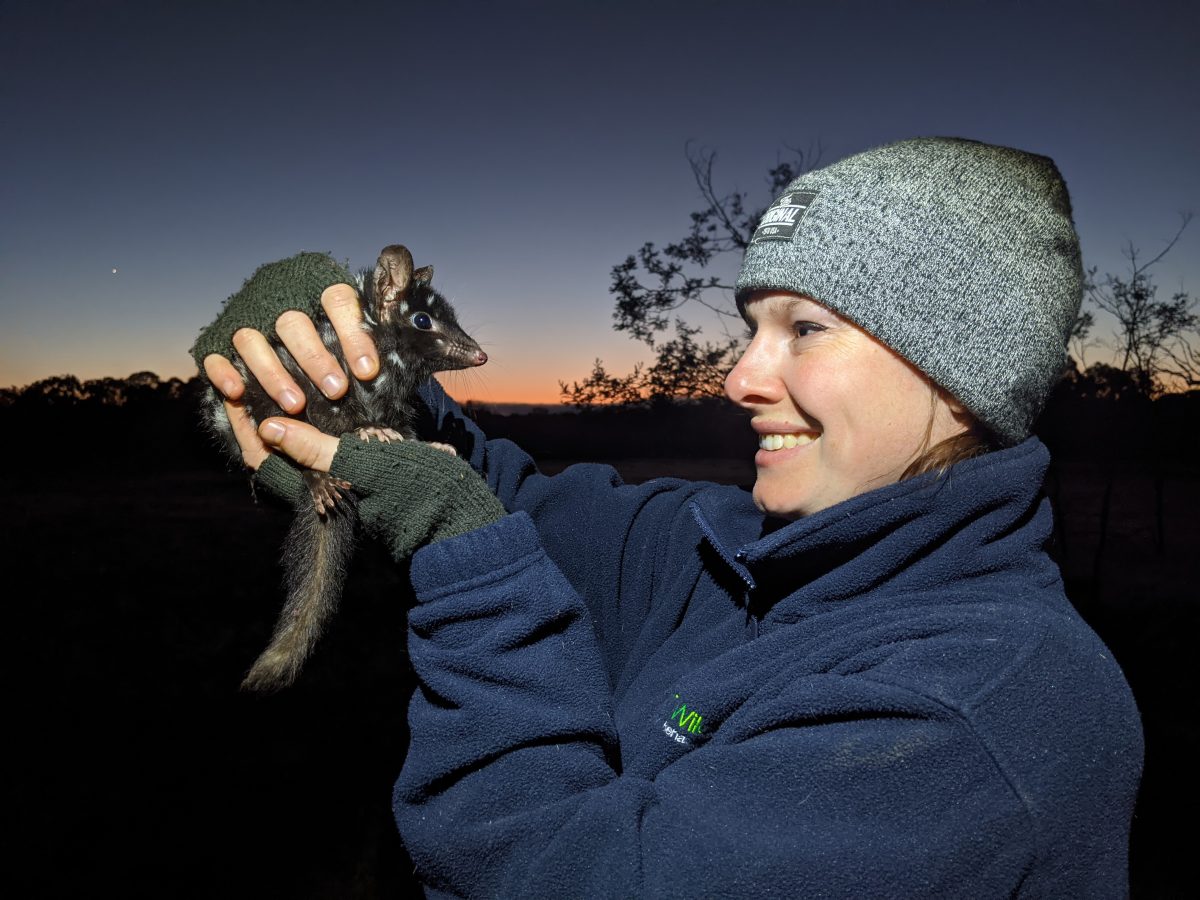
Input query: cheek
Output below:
<box><xmin>826</xmin><ymin>352</ymin><xmax>933</xmax><ymax>473</ymax></box>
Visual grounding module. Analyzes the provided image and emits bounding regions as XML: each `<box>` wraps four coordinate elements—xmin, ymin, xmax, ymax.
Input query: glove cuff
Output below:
<box><xmin>252</xmin><ymin>452</ymin><xmax>307</xmax><ymax>507</ymax></box>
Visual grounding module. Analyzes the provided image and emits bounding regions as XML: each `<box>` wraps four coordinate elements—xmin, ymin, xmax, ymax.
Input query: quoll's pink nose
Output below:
<box><xmin>472</xmin><ymin>350</ymin><xmax>488</xmax><ymax>366</ymax></box>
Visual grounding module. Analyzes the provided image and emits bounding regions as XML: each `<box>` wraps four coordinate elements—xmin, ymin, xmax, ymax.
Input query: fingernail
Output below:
<box><xmin>280</xmin><ymin>389</ymin><xmax>303</xmax><ymax>410</ymax></box>
<box><xmin>221</xmin><ymin>378</ymin><xmax>239</xmax><ymax>397</ymax></box>
<box><xmin>322</xmin><ymin>373</ymin><xmax>345</xmax><ymax>397</ymax></box>
<box><xmin>261</xmin><ymin>421</ymin><xmax>286</xmax><ymax>443</ymax></box>
<box><xmin>354</xmin><ymin>356</ymin><xmax>374</xmax><ymax>377</ymax></box>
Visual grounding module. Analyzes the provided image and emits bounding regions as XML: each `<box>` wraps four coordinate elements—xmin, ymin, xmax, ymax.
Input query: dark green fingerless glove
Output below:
<box><xmin>252</xmin><ymin>453</ymin><xmax>307</xmax><ymax>507</ymax></box>
<box><xmin>329</xmin><ymin>438</ymin><xmax>506</xmax><ymax>561</ymax></box>
<box><xmin>190</xmin><ymin>252</ymin><xmax>355</xmax><ymax>370</ymax></box>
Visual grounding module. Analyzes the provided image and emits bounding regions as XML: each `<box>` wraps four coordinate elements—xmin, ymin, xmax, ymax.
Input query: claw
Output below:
<box><xmin>428</xmin><ymin>441</ymin><xmax>458</xmax><ymax>457</ymax></box>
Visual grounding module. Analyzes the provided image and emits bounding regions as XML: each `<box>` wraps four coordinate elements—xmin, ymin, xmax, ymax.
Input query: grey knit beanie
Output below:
<box><xmin>735</xmin><ymin>137</ymin><xmax>1082</xmax><ymax>446</ymax></box>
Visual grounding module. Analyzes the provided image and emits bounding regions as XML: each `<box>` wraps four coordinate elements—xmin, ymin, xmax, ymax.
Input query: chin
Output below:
<box><xmin>751</xmin><ymin>482</ymin><xmax>806</xmax><ymax>521</ymax></box>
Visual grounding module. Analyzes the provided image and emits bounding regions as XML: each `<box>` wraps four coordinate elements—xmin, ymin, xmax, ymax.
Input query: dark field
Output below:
<box><xmin>5</xmin><ymin>385</ymin><xmax>1197</xmax><ymax>897</ymax></box>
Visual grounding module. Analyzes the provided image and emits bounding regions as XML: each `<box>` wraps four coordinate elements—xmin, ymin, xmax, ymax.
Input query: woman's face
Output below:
<box><xmin>725</xmin><ymin>291</ymin><xmax>968</xmax><ymax>520</ymax></box>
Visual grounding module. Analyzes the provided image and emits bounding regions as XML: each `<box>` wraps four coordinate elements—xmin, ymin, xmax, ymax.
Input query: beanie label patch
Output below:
<box><xmin>750</xmin><ymin>190</ymin><xmax>819</xmax><ymax>244</ymax></box>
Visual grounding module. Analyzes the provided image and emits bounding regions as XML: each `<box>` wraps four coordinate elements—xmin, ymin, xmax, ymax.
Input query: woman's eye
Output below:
<box><xmin>793</xmin><ymin>321</ymin><xmax>823</xmax><ymax>339</ymax></box>
<box><xmin>411</xmin><ymin>312</ymin><xmax>434</xmax><ymax>330</ymax></box>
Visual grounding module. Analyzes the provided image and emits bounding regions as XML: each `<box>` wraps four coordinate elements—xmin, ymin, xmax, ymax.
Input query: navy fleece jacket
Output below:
<box><xmin>396</xmin><ymin>383</ymin><xmax>1142</xmax><ymax>898</ymax></box>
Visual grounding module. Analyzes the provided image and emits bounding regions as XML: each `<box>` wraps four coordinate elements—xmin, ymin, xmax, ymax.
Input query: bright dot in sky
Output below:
<box><xmin>112</xmin><ymin>268</ymin><xmax>118</xmax><ymax>274</ymax></box>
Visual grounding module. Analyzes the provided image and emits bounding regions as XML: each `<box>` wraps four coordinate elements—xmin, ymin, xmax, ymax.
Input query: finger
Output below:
<box><xmin>276</xmin><ymin>309</ymin><xmax>348</xmax><ymax>400</ymax></box>
<box><xmin>232</xmin><ymin>327</ymin><xmax>306</xmax><ymax>414</ymax></box>
<box><xmin>322</xmin><ymin>283</ymin><xmax>379</xmax><ymax>380</ymax></box>
<box><xmin>223</xmin><ymin>399</ymin><xmax>270</xmax><ymax>470</ymax></box>
<box><xmin>204</xmin><ymin>354</ymin><xmax>245</xmax><ymax>400</ymax></box>
<box><xmin>259</xmin><ymin>417</ymin><xmax>338</xmax><ymax>473</ymax></box>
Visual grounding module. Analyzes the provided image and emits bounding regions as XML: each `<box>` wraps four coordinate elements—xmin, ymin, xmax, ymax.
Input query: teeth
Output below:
<box><xmin>759</xmin><ymin>433</ymin><xmax>816</xmax><ymax>451</ymax></box>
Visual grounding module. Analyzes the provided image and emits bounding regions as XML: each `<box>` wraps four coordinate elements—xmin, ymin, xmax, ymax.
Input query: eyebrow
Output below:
<box><xmin>743</xmin><ymin>295</ymin><xmax>809</xmax><ymax>324</ymax></box>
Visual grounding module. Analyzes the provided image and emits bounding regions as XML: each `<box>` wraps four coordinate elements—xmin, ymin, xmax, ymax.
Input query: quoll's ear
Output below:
<box><xmin>373</xmin><ymin>245</ymin><xmax>415</xmax><ymax>324</ymax></box>
<box><xmin>413</xmin><ymin>265</ymin><xmax>434</xmax><ymax>285</ymax></box>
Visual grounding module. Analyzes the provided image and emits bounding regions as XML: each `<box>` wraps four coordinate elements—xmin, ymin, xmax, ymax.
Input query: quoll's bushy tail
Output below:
<box><xmin>240</xmin><ymin>497</ymin><xmax>359</xmax><ymax>692</ymax></box>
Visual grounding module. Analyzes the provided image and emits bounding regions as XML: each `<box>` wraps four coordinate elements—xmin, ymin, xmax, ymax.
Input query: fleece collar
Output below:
<box><xmin>689</xmin><ymin>438</ymin><xmax>1053</xmax><ymax>624</ymax></box>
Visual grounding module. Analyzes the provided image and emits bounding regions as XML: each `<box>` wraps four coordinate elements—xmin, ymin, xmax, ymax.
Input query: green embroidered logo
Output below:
<box><xmin>662</xmin><ymin>694</ymin><xmax>705</xmax><ymax>746</ymax></box>
<box><xmin>670</xmin><ymin>695</ymin><xmax>704</xmax><ymax>733</ymax></box>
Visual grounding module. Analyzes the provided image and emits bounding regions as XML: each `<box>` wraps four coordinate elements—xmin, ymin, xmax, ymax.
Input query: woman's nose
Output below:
<box><xmin>724</xmin><ymin>342</ymin><xmax>782</xmax><ymax>409</ymax></box>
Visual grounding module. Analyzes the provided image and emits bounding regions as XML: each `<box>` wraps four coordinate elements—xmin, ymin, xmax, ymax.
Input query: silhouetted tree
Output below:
<box><xmin>83</xmin><ymin>376</ymin><xmax>131</xmax><ymax>406</ymax></box>
<box><xmin>3</xmin><ymin>371</ymin><xmax>191</xmax><ymax>410</ymax></box>
<box><xmin>1082</xmin><ymin>214</ymin><xmax>1196</xmax><ymax>395</ymax></box>
<box><xmin>1062</xmin><ymin>361</ymin><xmax>1153</xmax><ymax>403</ymax></box>
<box><xmin>560</xmin><ymin>144</ymin><xmax>820</xmax><ymax>407</ymax></box>
<box><xmin>18</xmin><ymin>374</ymin><xmax>87</xmax><ymax>407</ymax></box>
<box><xmin>560</xmin><ymin>360</ymin><xmax>646</xmax><ymax>407</ymax></box>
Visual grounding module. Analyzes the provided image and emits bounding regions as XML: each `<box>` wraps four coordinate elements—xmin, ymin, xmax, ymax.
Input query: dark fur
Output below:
<box><xmin>202</xmin><ymin>245</ymin><xmax>485</xmax><ymax>691</ymax></box>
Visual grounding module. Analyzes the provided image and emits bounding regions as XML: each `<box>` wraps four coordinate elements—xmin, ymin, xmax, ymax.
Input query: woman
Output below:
<box><xmin>197</xmin><ymin>138</ymin><xmax>1142</xmax><ymax>897</ymax></box>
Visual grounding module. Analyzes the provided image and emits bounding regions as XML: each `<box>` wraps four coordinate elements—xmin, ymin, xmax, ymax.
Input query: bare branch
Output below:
<box><xmin>1130</xmin><ymin>212</ymin><xmax>1193</xmax><ymax>275</ymax></box>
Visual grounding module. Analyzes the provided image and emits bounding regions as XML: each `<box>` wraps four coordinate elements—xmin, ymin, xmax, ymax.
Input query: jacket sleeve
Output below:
<box><xmin>398</xmin><ymin>512</ymin><xmax>1035</xmax><ymax>898</ymax></box>
<box><xmin>413</xmin><ymin>379</ymin><xmax>702</xmax><ymax>645</ymax></box>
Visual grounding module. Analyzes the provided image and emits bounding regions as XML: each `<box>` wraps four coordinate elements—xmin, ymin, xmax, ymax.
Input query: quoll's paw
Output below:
<box><xmin>307</xmin><ymin>471</ymin><xmax>354</xmax><ymax>515</ymax></box>
<box><xmin>427</xmin><ymin>441</ymin><xmax>458</xmax><ymax>457</ymax></box>
<box><xmin>356</xmin><ymin>425</ymin><xmax>405</xmax><ymax>443</ymax></box>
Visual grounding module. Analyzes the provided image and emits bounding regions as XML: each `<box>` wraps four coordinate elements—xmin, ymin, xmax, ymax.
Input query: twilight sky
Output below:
<box><xmin>2</xmin><ymin>0</ymin><xmax>1197</xmax><ymax>403</ymax></box>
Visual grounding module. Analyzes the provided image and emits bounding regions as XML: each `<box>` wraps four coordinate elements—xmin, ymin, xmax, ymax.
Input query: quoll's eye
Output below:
<box><xmin>410</xmin><ymin>312</ymin><xmax>434</xmax><ymax>331</ymax></box>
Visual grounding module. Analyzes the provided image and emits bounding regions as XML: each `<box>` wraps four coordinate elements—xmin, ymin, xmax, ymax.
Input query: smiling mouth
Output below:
<box><xmin>758</xmin><ymin>433</ymin><xmax>818</xmax><ymax>451</ymax></box>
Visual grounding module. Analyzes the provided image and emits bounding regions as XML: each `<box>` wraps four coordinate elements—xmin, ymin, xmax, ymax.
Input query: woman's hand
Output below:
<box><xmin>257</xmin><ymin>417</ymin><xmax>339</xmax><ymax>473</ymax></box>
<box><xmin>204</xmin><ymin>284</ymin><xmax>380</xmax><ymax>413</ymax></box>
<box><xmin>231</xmin><ymin>411</ymin><xmax>504</xmax><ymax>559</ymax></box>
<box><xmin>225</xmin><ymin>403</ymin><xmax>339</xmax><ymax>510</ymax></box>
<box><xmin>222</xmin><ymin>398</ymin><xmax>339</xmax><ymax>475</ymax></box>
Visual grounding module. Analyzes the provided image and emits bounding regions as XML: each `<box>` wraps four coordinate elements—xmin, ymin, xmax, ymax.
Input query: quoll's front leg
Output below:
<box><xmin>304</xmin><ymin>470</ymin><xmax>353</xmax><ymax>516</ymax></box>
